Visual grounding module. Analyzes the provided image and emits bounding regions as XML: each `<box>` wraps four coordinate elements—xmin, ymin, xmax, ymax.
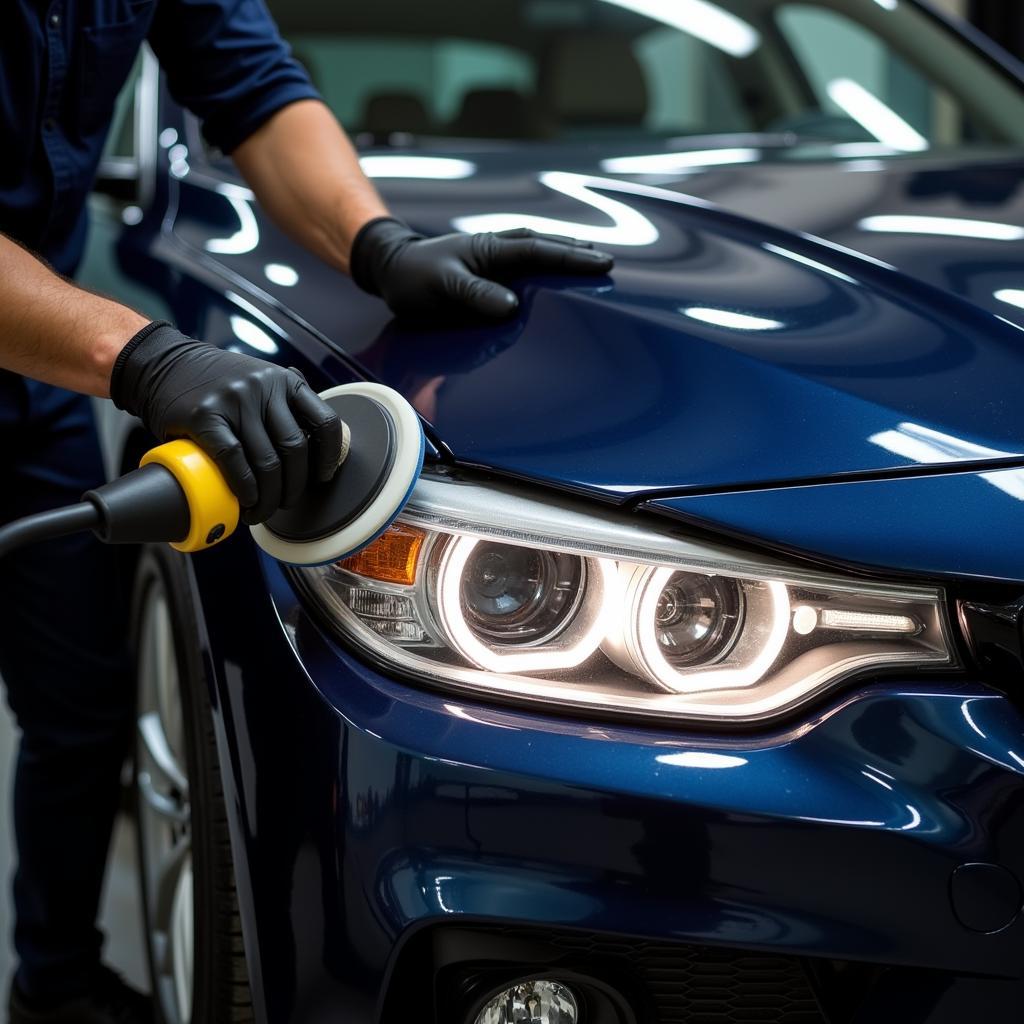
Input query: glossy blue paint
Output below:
<box><xmin>183</xmin><ymin>544</ymin><xmax>1024</xmax><ymax>1022</ymax></box>
<box><xmin>650</xmin><ymin>464</ymin><xmax>1024</xmax><ymax>584</ymax></box>
<box><xmin>167</xmin><ymin>145</ymin><xmax>1024</xmax><ymax>500</ymax></box>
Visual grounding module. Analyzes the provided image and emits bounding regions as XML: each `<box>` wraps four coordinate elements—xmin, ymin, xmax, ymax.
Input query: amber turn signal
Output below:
<box><xmin>338</xmin><ymin>523</ymin><xmax>426</xmax><ymax>585</ymax></box>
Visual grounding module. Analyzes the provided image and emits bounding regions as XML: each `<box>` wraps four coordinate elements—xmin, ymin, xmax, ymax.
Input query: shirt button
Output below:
<box><xmin>49</xmin><ymin>11</ymin><xmax>60</xmax><ymax>27</ymax></box>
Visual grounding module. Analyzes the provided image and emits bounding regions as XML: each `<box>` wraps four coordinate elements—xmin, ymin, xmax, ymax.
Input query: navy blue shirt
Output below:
<box><xmin>1</xmin><ymin>0</ymin><xmax>318</xmax><ymax>274</ymax></box>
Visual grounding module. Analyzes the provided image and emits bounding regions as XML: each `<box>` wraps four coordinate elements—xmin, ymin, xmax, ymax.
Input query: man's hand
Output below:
<box><xmin>232</xmin><ymin>104</ymin><xmax>612</xmax><ymax>318</ymax></box>
<box><xmin>111</xmin><ymin>323</ymin><xmax>344</xmax><ymax>525</ymax></box>
<box><xmin>350</xmin><ymin>219</ymin><xmax>614</xmax><ymax>319</ymax></box>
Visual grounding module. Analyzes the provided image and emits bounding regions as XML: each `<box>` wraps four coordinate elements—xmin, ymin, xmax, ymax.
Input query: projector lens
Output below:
<box><xmin>474</xmin><ymin>979</ymin><xmax>579</xmax><ymax>1024</ymax></box>
<box><xmin>654</xmin><ymin>572</ymin><xmax>743</xmax><ymax>666</ymax></box>
<box><xmin>461</xmin><ymin>542</ymin><xmax>584</xmax><ymax>646</ymax></box>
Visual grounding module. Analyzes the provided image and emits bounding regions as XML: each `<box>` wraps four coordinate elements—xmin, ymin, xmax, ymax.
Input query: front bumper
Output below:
<box><xmin>203</xmin><ymin>553</ymin><xmax>1024</xmax><ymax>1024</ymax></box>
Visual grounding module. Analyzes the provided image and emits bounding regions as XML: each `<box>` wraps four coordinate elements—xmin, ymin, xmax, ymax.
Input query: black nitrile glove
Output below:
<box><xmin>350</xmin><ymin>218</ymin><xmax>614</xmax><ymax>319</ymax></box>
<box><xmin>111</xmin><ymin>322</ymin><xmax>345</xmax><ymax>525</ymax></box>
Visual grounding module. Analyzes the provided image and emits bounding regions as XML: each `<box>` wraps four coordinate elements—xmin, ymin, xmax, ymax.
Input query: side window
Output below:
<box><xmin>776</xmin><ymin>5</ymin><xmax>960</xmax><ymax>145</ymax></box>
<box><xmin>288</xmin><ymin>35</ymin><xmax>533</xmax><ymax>136</ymax></box>
<box><xmin>636</xmin><ymin>27</ymin><xmax>752</xmax><ymax>135</ymax></box>
<box><xmin>100</xmin><ymin>52</ymin><xmax>144</xmax><ymax>163</ymax></box>
<box><xmin>94</xmin><ymin>46</ymin><xmax>158</xmax><ymax>204</ymax></box>
<box><xmin>433</xmin><ymin>40</ymin><xmax>534</xmax><ymax>124</ymax></box>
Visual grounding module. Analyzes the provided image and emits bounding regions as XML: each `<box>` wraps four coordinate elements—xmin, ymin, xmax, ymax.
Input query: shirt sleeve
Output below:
<box><xmin>147</xmin><ymin>0</ymin><xmax>321</xmax><ymax>154</ymax></box>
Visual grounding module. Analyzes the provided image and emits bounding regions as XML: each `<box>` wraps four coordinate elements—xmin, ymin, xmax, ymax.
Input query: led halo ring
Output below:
<box><xmin>629</xmin><ymin>567</ymin><xmax>790</xmax><ymax>694</ymax></box>
<box><xmin>250</xmin><ymin>383</ymin><xmax>425</xmax><ymax>566</ymax></box>
<box><xmin>436</xmin><ymin>536</ymin><xmax>618</xmax><ymax>673</ymax></box>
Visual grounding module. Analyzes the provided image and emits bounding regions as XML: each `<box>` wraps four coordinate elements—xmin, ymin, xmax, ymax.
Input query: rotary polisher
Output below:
<box><xmin>0</xmin><ymin>383</ymin><xmax>425</xmax><ymax>566</ymax></box>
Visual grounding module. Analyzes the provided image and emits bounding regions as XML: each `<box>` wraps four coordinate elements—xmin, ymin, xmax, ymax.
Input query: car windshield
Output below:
<box><xmin>269</xmin><ymin>0</ymin><xmax>1024</xmax><ymax>150</ymax></box>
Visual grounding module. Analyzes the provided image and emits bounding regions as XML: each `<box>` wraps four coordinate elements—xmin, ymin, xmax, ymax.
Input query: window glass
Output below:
<box><xmin>101</xmin><ymin>52</ymin><xmax>143</xmax><ymax>160</ymax></box>
<box><xmin>270</xmin><ymin>0</ymin><xmax>1024</xmax><ymax>146</ymax></box>
<box><xmin>288</xmin><ymin>35</ymin><xmax>533</xmax><ymax>135</ymax></box>
<box><xmin>776</xmin><ymin>5</ymin><xmax>961</xmax><ymax>145</ymax></box>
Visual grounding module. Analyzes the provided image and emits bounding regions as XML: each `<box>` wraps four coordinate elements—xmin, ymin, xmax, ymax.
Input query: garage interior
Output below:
<box><xmin>2</xmin><ymin>0</ymin><xmax>1024</xmax><ymax>1020</ymax></box>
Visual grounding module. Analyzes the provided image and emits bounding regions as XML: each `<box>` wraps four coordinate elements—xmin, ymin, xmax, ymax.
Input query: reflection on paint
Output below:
<box><xmin>899</xmin><ymin>805</ymin><xmax>922</xmax><ymax>831</ymax></box>
<box><xmin>206</xmin><ymin>183</ymin><xmax>260</xmax><ymax>255</ymax></box>
<box><xmin>265</xmin><ymin>263</ymin><xmax>299</xmax><ymax>287</ymax></box>
<box><xmin>601</xmin><ymin>148</ymin><xmax>760</xmax><ymax>174</ymax></box>
<box><xmin>433</xmin><ymin>876</ymin><xmax>455</xmax><ymax>914</ymax></box>
<box><xmin>598</xmin><ymin>0</ymin><xmax>760</xmax><ymax>57</ymax></box>
<box><xmin>360</xmin><ymin>155</ymin><xmax>477</xmax><ymax>179</ymax></box>
<box><xmin>830</xmin><ymin>141</ymin><xmax>900</xmax><ymax>158</ymax></box>
<box><xmin>961</xmin><ymin>699</ymin><xmax>987</xmax><ymax>739</ymax></box>
<box><xmin>873</xmin><ymin>0</ymin><xmax>898</xmax><ymax>10</ymax></box>
<box><xmin>826</xmin><ymin>79</ymin><xmax>928</xmax><ymax>152</ymax></box>
<box><xmin>869</xmin><ymin>422</ymin><xmax>1024</xmax><ymax>500</ymax></box>
<box><xmin>158</xmin><ymin>127</ymin><xmax>178</xmax><ymax>148</ymax></box>
<box><xmin>168</xmin><ymin>142</ymin><xmax>190</xmax><ymax>179</ymax></box>
<box><xmin>861</xmin><ymin>770</ymin><xmax>894</xmax><ymax>791</ymax></box>
<box><xmin>859</xmin><ymin>215</ymin><xmax>1024</xmax><ymax>240</ymax></box>
<box><xmin>655</xmin><ymin>751</ymin><xmax>748</xmax><ymax>768</ymax></box>
<box><xmin>797</xmin><ymin>815</ymin><xmax>885</xmax><ymax>827</ymax></box>
<box><xmin>454</xmin><ymin>171</ymin><xmax>660</xmax><ymax>246</ymax></box>
<box><xmin>995</xmin><ymin>288</ymin><xmax>1024</xmax><ymax>310</ymax></box>
<box><xmin>763</xmin><ymin>243</ymin><xmax>858</xmax><ymax>285</ymax></box>
<box><xmin>229</xmin><ymin>316</ymin><xmax>278</xmax><ymax>355</ymax></box>
<box><xmin>682</xmin><ymin>307</ymin><xmax>784</xmax><ymax>331</ymax></box>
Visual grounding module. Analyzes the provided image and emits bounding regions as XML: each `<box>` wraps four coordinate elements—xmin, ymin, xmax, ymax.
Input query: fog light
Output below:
<box><xmin>474</xmin><ymin>979</ymin><xmax>579</xmax><ymax>1023</ymax></box>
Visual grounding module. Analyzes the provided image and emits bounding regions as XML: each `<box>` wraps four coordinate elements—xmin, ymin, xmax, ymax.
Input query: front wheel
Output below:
<box><xmin>132</xmin><ymin>545</ymin><xmax>253</xmax><ymax>1023</ymax></box>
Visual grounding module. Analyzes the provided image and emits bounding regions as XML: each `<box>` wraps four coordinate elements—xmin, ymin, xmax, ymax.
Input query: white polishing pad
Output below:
<box><xmin>250</xmin><ymin>382</ymin><xmax>425</xmax><ymax>566</ymax></box>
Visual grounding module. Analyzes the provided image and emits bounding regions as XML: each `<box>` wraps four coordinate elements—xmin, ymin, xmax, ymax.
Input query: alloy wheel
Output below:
<box><xmin>136</xmin><ymin>579</ymin><xmax>195</xmax><ymax>1024</ymax></box>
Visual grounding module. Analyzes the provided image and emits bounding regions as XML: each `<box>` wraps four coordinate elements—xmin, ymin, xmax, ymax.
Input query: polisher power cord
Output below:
<box><xmin>0</xmin><ymin>439</ymin><xmax>240</xmax><ymax>561</ymax></box>
<box><xmin>0</xmin><ymin>383</ymin><xmax>427</xmax><ymax>566</ymax></box>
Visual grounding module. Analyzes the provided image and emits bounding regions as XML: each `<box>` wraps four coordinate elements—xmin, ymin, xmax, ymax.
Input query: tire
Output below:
<box><xmin>131</xmin><ymin>544</ymin><xmax>253</xmax><ymax>1023</ymax></box>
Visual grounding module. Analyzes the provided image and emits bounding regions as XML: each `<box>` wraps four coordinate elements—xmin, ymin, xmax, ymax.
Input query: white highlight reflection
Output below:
<box><xmin>860</xmin><ymin>215</ymin><xmax>1024</xmax><ymax>241</ymax></box>
<box><xmin>265</xmin><ymin>263</ymin><xmax>299</xmax><ymax>287</ymax></box>
<box><xmin>656</xmin><ymin>751</ymin><xmax>748</xmax><ymax>768</ymax></box>
<box><xmin>763</xmin><ymin>243</ymin><xmax>858</xmax><ymax>285</ymax></box>
<box><xmin>861</xmin><ymin>770</ymin><xmax>894</xmax><ymax>791</ymax></box>
<box><xmin>599</xmin><ymin>0</ymin><xmax>760</xmax><ymax>57</ymax></box>
<box><xmin>682</xmin><ymin>307</ymin><xmax>784</xmax><ymax>331</ymax></box>
<box><xmin>995</xmin><ymin>288</ymin><xmax>1024</xmax><ymax>309</ymax></box>
<box><xmin>961</xmin><ymin>699</ymin><xmax>987</xmax><ymax>739</ymax></box>
<box><xmin>873</xmin><ymin>0</ymin><xmax>898</xmax><ymax>9</ymax></box>
<box><xmin>900</xmin><ymin>804</ymin><xmax>922</xmax><ymax>831</ymax></box>
<box><xmin>229</xmin><ymin>316</ymin><xmax>278</xmax><ymax>355</ymax></box>
<box><xmin>830</xmin><ymin>142</ymin><xmax>900</xmax><ymax>158</ymax></box>
<box><xmin>206</xmin><ymin>183</ymin><xmax>260</xmax><ymax>255</ymax></box>
<box><xmin>360</xmin><ymin>155</ymin><xmax>476</xmax><ymax>179</ymax></box>
<box><xmin>869</xmin><ymin>422</ymin><xmax>1024</xmax><ymax>500</ymax></box>
<box><xmin>455</xmin><ymin>171</ymin><xmax>660</xmax><ymax>246</ymax></box>
<box><xmin>827</xmin><ymin>79</ymin><xmax>928</xmax><ymax>152</ymax></box>
<box><xmin>601</xmin><ymin>148</ymin><xmax>760</xmax><ymax>174</ymax></box>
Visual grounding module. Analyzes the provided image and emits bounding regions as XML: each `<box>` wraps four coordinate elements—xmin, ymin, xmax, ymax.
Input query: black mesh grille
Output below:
<box><xmin>484</xmin><ymin>927</ymin><xmax>826</xmax><ymax>1024</ymax></box>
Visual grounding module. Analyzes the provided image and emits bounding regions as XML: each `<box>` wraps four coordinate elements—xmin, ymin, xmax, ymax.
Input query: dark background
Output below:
<box><xmin>969</xmin><ymin>1</ymin><xmax>1024</xmax><ymax>60</ymax></box>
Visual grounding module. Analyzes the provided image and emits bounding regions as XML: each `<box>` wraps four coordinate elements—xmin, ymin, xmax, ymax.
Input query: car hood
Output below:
<box><xmin>179</xmin><ymin>144</ymin><xmax>1024</xmax><ymax>501</ymax></box>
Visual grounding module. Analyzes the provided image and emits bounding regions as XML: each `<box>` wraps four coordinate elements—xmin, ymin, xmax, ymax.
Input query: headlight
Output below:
<box><xmin>289</xmin><ymin>474</ymin><xmax>955</xmax><ymax>724</ymax></box>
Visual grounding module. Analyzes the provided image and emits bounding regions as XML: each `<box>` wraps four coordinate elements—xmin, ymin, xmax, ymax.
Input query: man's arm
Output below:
<box><xmin>232</xmin><ymin>99</ymin><xmax>387</xmax><ymax>274</ymax></box>
<box><xmin>0</xmin><ymin>232</ymin><xmax>343</xmax><ymax>523</ymax></box>
<box><xmin>232</xmin><ymin>100</ymin><xmax>614</xmax><ymax>319</ymax></box>
<box><xmin>0</xmin><ymin>233</ymin><xmax>147</xmax><ymax>396</ymax></box>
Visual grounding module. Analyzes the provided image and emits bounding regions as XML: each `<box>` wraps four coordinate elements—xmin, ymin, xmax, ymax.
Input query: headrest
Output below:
<box><xmin>452</xmin><ymin>88</ymin><xmax>538</xmax><ymax>138</ymax></box>
<box><xmin>361</xmin><ymin>92</ymin><xmax>430</xmax><ymax>135</ymax></box>
<box><xmin>546</xmin><ymin>35</ymin><xmax>648</xmax><ymax>125</ymax></box>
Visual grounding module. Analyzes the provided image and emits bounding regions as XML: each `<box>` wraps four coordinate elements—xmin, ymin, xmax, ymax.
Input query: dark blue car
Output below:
<box><xmin>80</xmin><ymin>1</ymin><xmax>1024</xmax><ymax>1021</ymax></box>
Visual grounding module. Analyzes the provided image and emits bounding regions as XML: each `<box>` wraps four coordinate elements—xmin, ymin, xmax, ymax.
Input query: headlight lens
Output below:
<box><xmin>290</xmin><ymin>475</ymin><xmax>955</xmax><ymax>724</ymax></box>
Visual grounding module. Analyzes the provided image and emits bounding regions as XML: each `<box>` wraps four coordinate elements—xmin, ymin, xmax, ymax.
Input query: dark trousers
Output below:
<box><xmin>0</xmin><ymin>371</ymin><xmax>132</xmax><ymax>1002</ymax></box>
